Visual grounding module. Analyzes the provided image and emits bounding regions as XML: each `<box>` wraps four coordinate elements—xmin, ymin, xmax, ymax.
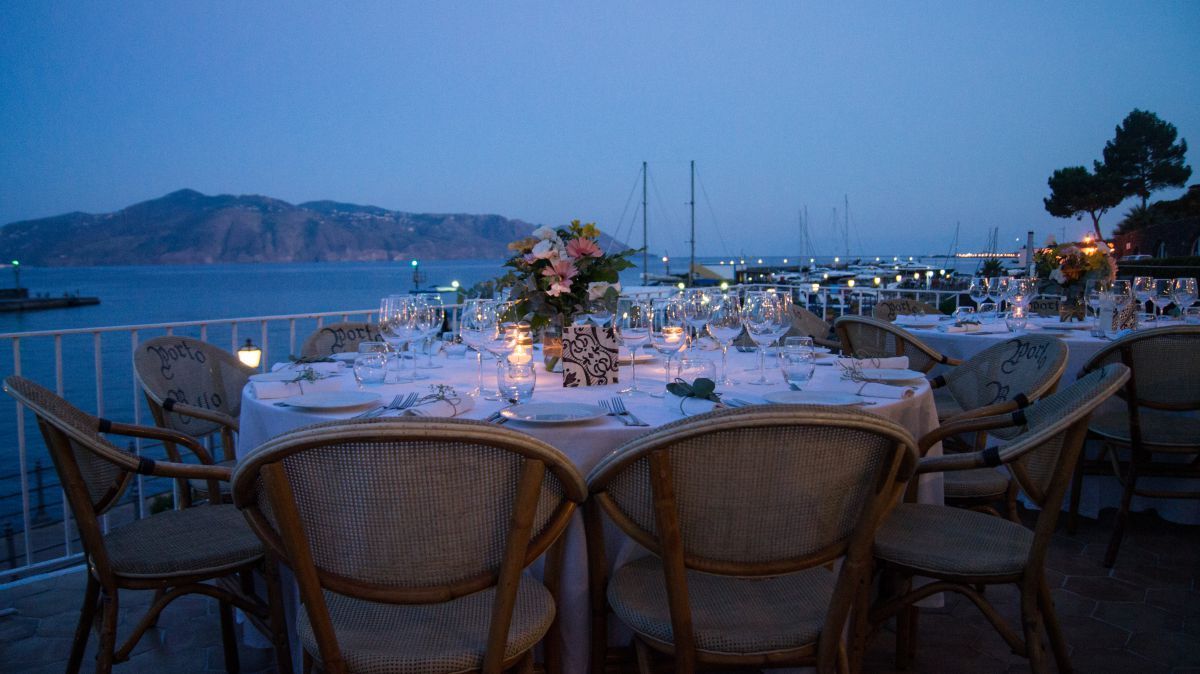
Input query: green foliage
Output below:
<box><xmin>1114</xmin><ymin>203</ymin><xmax>1159</xmax><ymax>235</ymax></box>
<box><xmin>1043</xmin><ymin>165</ymin><xmax>1124</xmax><ymax>240</ymax></box>
<box><xmin>666</xmin><ymin>377</ymin><xmax>720</xmax><ymax>401</ymax></box>
<box><xmin>979</xmin><ymin>258</ymin><xmax>1006</xmax><ymax>277</ymax></box>
<box><xmin>1102</xmin><ymin>109</ymin><xmax>1192</xmax><ymax>208</ymax></box>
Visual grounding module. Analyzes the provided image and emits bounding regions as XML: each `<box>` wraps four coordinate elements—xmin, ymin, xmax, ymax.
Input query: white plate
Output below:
<box><xmin>250</xmin><ymin>370</ymin><xmax>308</xmax><ymax>382</ymax></box>
<box><xmin>762</xmin><ymin>390</ymin><xmax>862</xmax><ymax>406</ymax></box>
<box><xmin>277</xmin><ymin>391</ymin><xmax>380</xmax><ymax>410</ymax></box>
<box><xmin>859</xmin><ymin>368</ymin><xmax>926</xmax><ymax>383</ymax></box>
<box><xmin>500</xmin><ymin>402</ymin><xmax>608</xmax><ymax>425</ymax></box>
<box><xmin>895</xmin><ymin>319</ymin><xmax>942</xmax><ymax>329</ymax></box>
<box><xmin>812</xmin><ymin>352</ymin><xmax>840</xmax><ymax>366</ymax></box>
<box><xmin>330</xmin><ymin>352</ymin><xmax>361</xmax><ymax>362</ymax></box>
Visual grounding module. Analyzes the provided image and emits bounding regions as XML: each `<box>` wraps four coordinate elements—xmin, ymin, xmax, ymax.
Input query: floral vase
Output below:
<box><xmin>541</xmin><ymin>319</ymin><xmax>564</xmax><ymax>372</ymax></box>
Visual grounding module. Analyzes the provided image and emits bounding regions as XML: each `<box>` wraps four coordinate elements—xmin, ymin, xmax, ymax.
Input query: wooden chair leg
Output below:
<box><xmin>515</xmin><ymin>650</ymin><xmax>534</xmax><ymax>674</ymax></box>
<box><xmin>1005</xmin><ymin>482</ymin><xmax>1021</xmax><ymax>523</ymax></box>
<box><xmin>1104</xmin><ymin>453</ymin><xmax>1141</xmax><ymax>568</ymax></box>
<box><xmin>219</xmin><ymin>600</ymin><xmax>241</xmax><ymax>674</ymax></box>
<box><xmin>96</xmin><ymin>591</ymin><xmax>119</xmax><ymax>674</ymax></box>
<box><xmin>1067</xmin><ymin>445</ymin><xmax>1086</xmax><ymax>534</ymax></box>
<box><xmin>633</xmin><ymin>638</ymin><xmax>655</xmax><ymax>674</ymax></box>
<box><xmin>1021</xmin><ymin>587</ymin><xmax>1048</xmax><ymax>674</ymax></box>
<box><xmin>303</xmin><ymin>649</ymin><xmax>314</xmax><ymax>674</ymax></box>
<box><xmin>264</xmin><ymin>557</ymin><xmax>294</xmax><ymax>674</ymax></box>
<box><xmin>67</xmin><ymin>573</ymin><xmax>100</xmax><ymax>674</ymax></box>
<box><xmin>848</xmin><ymin>568</ymin><xmax>872</xmax><ymax>673</ymax></box>
<box><xmin>1038</xmin><ymin>577</ymin><xmax>1073</xmax><ymax>674</ymax></box>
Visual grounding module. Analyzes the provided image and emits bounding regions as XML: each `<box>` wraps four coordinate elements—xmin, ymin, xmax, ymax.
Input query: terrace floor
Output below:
<box><xmin>1</xmin><ymin>507</ymin><xmax>1197</xmax><ymax>673</ymax></box>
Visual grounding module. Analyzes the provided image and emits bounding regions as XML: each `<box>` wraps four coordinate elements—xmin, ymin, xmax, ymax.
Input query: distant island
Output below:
<box><xmin>0</xmin><ymin>189</ymin><xmax>627</xmax><ymax>266</ymax></box>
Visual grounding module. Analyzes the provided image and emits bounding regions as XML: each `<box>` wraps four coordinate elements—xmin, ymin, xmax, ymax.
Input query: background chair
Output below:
<box><xmin>4</xmin><ymin>375</ymin><xmax>290</xmax><ymax>674</ymax></box>
<box><xmin>787</xmin><ymin>304</ymin><xmax>841</xmax><ymax>349</ymax></box>
<box><xmin>133</xmin><ymin>336</ymin><xmax>253</xmax><ymax>504</ymax></box>
<box><xmin>872</xmin><ymin>298</ymin><xmax>943</xmax><ymax>322</ymax></box>
<box><xmin>834</xmin><ymin>315</ymin><xmax>963</xmax><ymax>373</ymax></box>
<box><xmin>300</xmin><ymin>321</ymin><xmax>384</xmax><ymax>357</ymax></box>
<box><xmin>1070</xmin><ymin>325</ymin><xmax>1200</xmax><ymax>566</ymax></box>
<box><xmin>586</xmin><ymin>405</ymin><xmax>917</xmax><ymax>673</ymax></box>
<box><xmin>231</xmin><ymin>417</ymin><xmax>587</xmax><ymax>674</ymax></box>
<box><xmin>864</xmin><ymin>364</ymin><xmax>1129</xmax><ymax>674</ymax></box>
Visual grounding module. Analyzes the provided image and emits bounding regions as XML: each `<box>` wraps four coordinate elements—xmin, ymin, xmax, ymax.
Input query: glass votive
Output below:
<box><xmin>778</xmin><ymin>342</ymin><xmax>815</xmax><ymax>388</ymax></box>
<box><xmin>674</xmin><ymin>356</ymin><xmax>717</xmax><ymax>383</ymax></box>
<box><xmin>352</xmin><ymin>352</ymin><xmax>388</xmax><ymax>387</ymax></box>
<box><xmin>1003</xmin><ymin>311</ymin><xmax>1027</xmax><ymax>332</ymax></box>
<box><xmin>977</xmin><ymin>302</ymin><xmax>997</xmax><ymax>321</ymax></box>
<box><xmin>952</xmin><ymin>306</ymin><xmax>975</xmax><ymax>322</ymax></box>
<box><xmin>497</xmin><ymin>360</ymin><xmax>536</xmax><ymax>403</ymax></box>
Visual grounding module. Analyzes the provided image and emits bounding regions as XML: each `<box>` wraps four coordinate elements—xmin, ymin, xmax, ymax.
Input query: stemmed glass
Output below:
<box><xmin>1133</xmin><ymin>276</ymin><xmax>1154</xmax><ymax>315</ymax></box>
<box><xmin>616</xmin><ymin>298</ymin><xmax>651</xmax><ymax>396</ymax></box>
<box><xmin>649</xmin><ymin>298</ymin><xmax>688</xmax><ymax>398</ymax></box>
<box><xmin>743</xmin><ymin>291</ymin><xmax>789</xmax><ymax>385</ymax></box>
<box><xmin>459</xmin><ymin>298</ymin><xmax>497</xmax><ymax>398</ymax></box>
<box><xmin>1151</xmin><ymin>279</ymin><xmax>1175</xmax><ymax>319</ymax></box>
<box><xmin>415</xmin><ymin>295</ymin><xmax>445</xmax><ymax>369</ymax></box>
<box><xmin>681</xmin><ymin>289</ymin><xmax>714</xmax><ymax>348</ymax></box>
<box><xmin>1171</xmin><ymin>277</ymin><xmax>1198</xmax><ymax>312</ymax></box>
<box><xmin>379</xmin><ymin>295</ymin><xmax>422</xmax><ymax>383</ymax></box>
<box><xmin>986</xmin><ymin>277</ymin><xmax>1006</xmax><ymax>317</ymax></box>
<box><xmin>969</xmin><ymin>277</ymin><xmax>988</xmax><ymax>310</ymax></box>
<box><xmin>1086</xmin><ymin>280</ymin><xmax>1109</xmax><ymax>331</ymax></box>
<box><xmin>706</xmin><ymin>293</ymin><xmax>743</xmax><ymax>385</ymax></box>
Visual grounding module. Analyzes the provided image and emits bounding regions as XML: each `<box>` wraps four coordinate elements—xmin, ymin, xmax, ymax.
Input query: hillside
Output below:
<box><xmin>0</xmin><ymin>190</ymin><xmax>626</xmax><ymax>266</ymax></box>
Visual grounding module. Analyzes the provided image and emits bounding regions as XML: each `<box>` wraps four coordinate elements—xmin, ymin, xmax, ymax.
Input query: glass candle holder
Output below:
<box><xmin>497</xmin><ymin>360</ymin><xmax>536</xmax><ymax>403</ymax></box>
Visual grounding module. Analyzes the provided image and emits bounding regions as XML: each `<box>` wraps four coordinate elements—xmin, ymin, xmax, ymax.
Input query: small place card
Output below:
<box><xmin>561</xmin><ymin>325</ymin><xmax>619</xmax><ymax>387</ymax></box>
<box><xmin>1028</xmin><ymin>298</ymin><xmax>1061</xmax><ymax>317</ymax></box>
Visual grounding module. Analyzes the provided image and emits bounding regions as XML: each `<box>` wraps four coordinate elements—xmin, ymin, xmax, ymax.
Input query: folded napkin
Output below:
<box><xmin>855</xmin><ymin>382</ymin><xmax>916</xmax><ymax>399</ymax></box>
<box><xmin>835</xmin><ymin>356</ymin><xmax>910</xmax><ymax>370</ymax></box>
<box><xmin>271</xmin><ymin>361</ymin><xmax>344</xmax><ymax>375</ymax></box>
<box><xmin>400</xmin><ymin>396</ymin><xmax>475</xmax><ymax>418</ymax></box>
<box><xmin>663</xmin><ymin>393</ymin><xmax>718</xmax><ymax>417</ymax></box>
<box><xmin>894</xmin><ymin>314</ymin><xmax>941</xmax><ymax>327</ymax></box>
<box><xmin>251</xmin><ymin>377</ymin><xmax>344</xmax><ymax>400</ymax></box>
<box><xmin>939</xmin><ymin>322</ymin><xmax>1009</xmax><ymax>334</ymax></box>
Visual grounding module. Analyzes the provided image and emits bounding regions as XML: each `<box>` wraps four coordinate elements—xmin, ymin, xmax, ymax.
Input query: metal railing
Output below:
<box><xmin>0</xmin><ymin>284</ymin><xmax>966</xmax><ymax>585</ymax></box>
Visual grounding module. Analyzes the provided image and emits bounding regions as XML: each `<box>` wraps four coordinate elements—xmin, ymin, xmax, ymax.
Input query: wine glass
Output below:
<box><xmin>459</xmin><ymin>298</ymin><xmax>497</xmax><ymax>398</ymax></box>
<box><xmin>706</xmin><ymin>293</ymin><xmax>743</xmax><ymax>385</ymax></box>
<box><xmin>681</xmin><ymin>289</ymin><xmax>715</xmax><ymax>348</ymax></box>
<box><xmin>1171</xmin><ymin>277</ymin><xmax>1198</xmax><ymax>312</ymax></box>
<box><xmin>1086</xmin><ymin>280</ymin><xmax>1108</xmax><ymax>319</ymax></box>
<box><xmin>986</xmin><ymin>277</ymin><xmax>1005</xmax><ymax>317</ymax></box>
<box><xmin>379</xmin><ymin>295</ymin><xmax>421</xmax><ymax>383</ymax></box>
<box><xmin>742</xmin><ymin>291</ymin><xmax>788</xmax><ymax>385</ymax></box>
<box><xmin>616</xmin><ymin>298</ymin><xmax>651</xmax><ymax>396</ymax></box>
<box><xmin>1151</xmin><ymin>279</ymin><xmax>1175</xmax><ymax>319</ymax></box>
<box><xmin>649</xmin><ymin>298</ymin><xmax>688</xmax><ymax>398</ymax></box>
<box><xmin>1133</xmin><ymin>276</ymin><xmax>1154</xmax><ymax>313</ymax></box>
<box><xmin>968</xmin><ymin>277</ymin><xmax>988</xmax><ymax>309</ymax></box>
<box><xmin>415</xmin><ymin>295</ymin><xmax>445</xmax><ymax>369</ymax></box>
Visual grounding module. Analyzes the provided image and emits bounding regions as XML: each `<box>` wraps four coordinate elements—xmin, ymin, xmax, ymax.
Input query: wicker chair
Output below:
<box><xmin>833</xmin><ymin>315</ymin><xmax>963</xmax><ymax>373</ymax></box>
<box><xmin>586</xmin><ymin>406</ymin><xmax>918</xmax><ymax>673</ymax></box>
<box><xmin>861</xmin><ymin>364</ymin><xmax>1129</xmax><ymax>674</ymax></box>
<box><xmin>300</xmin><ymin>321</ymin><xmax>384</xmax><ymax>358</ymax></box>
<box><xmin>872</xmin><ymin>298</ymin><xmax>943</xmax><ymax>322</ymax></box>
<box><xmin>923</xmin><ymin>335</ymin><xmax>1068</xmax><ymax>520</ymax></box>
<box><xmin>3</xmin><ymin>375</ymin><xmax>291</xmax><ymax>674</ymax></box>
<box><xmin>788</xmin><ymin>305</ymin><xmax>841</xmax><ymax>350</ymax></box>
<box><xmin>230</xmin><ymin>417</ymin><xmax>588</xmax><ymax>674</ymax></box>
<box><xmin>133</xmin><ymin>336</ymin><xmax>253</xmax><ymax>505</ymax></box>
<box><xmin>1068</xmin><ymin>325</ymin><xmax>1200</xmax><ymax>567</ymax></box>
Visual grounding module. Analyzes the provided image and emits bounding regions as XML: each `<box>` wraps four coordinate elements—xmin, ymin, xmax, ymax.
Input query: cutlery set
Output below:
<box><xmin>599</xmin><ymin>397</ymin><xmax>649</xmax><ymax>426</ymax></box>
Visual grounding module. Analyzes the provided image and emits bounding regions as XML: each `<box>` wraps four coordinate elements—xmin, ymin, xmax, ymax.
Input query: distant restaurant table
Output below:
<box><xmin>904</xmin><ymin>317</ymin><xmax>1200</xmax><ymax>525</ymax></box>
<box><xmin>235</xmin><ymin>349</ymin><xmax>944</xmax><ymax>673</ymax></box>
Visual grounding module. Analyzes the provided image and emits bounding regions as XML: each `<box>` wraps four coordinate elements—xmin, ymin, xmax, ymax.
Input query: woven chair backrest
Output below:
<box><xmin>942</xmin><ymin>335</ymin><xmax>1067</xmax><ymax>412</ymax></box>
<box><xmin>590</xmin><ymin>406</ymin><xmax>916</xmax><ymax>573</ymax></box>
<box><xmin>300</xmin><ymin>322</ymin><xmax>384</xmax><ymax>358</ymax></box>
<box><xmin>834</xmin><ymin>316</ymin><xmax>943</xmax><ymax>373</ymax></box>
<box><xmin>1002</xmin><ymin>365</ymin><xmax>1129</xmax><ymax>506</ymax></box>
<box><xmin>1082</xmin><ymin>326</ymin><xmax>1200</xmax><ymax>410</ymax></box>
<box><xmin>872</xmin><ymin>299</ymin><xmax>942</xmax><ymax>322</ymax></box>
<box><xmin>232</xmin><ymin>418</ymin><xmax>587</xmax><ymax>598</ymax></box>
<box><xmin>134</xmin><ymin>336</ymin><xmax>251</xmax><ymax>437</ymax></box>
<box><xmin>787</xmin><ymin>305</ymin><xmax>834</xmax><ymax>341</ymax></box>
<box><xmin>4</xmin><ymin>376</ymin><xmax>132</xmax><ymax>517</ymax></box>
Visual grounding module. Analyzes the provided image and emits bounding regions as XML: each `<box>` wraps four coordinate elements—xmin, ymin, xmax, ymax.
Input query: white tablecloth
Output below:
<box><xmin>236</xmin><ymin>350</ymin><xmax>944</xmax><ymax>673</ymax></box>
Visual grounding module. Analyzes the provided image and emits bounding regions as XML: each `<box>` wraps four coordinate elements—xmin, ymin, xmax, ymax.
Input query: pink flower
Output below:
<box><xmin>566</xmin><ymin>237</ymin><xmax>602</xmax><ymax>259</ymax></box>
<box><xmin>542</xmin><ymin>257</ymin><xmax>578</xmax><ymax>281</ymax></box>
<box><xmin>547</xmin><ymin>281</ymin><xmax>572</xmax><ymax>297</ymax></box>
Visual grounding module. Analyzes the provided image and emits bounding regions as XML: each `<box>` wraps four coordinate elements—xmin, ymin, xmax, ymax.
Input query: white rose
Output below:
<box><xmin>532</xmin><ymin>226</ymin><xmax>556</xmax><ymax>240</ymax></box>
<box><xmin>1050</xmin><ymin>269</ymin><xmax>1066</xmax><ymax>284</ymax></box>
<box><xmin>532</xmin><ymin>239</ymin><xmax>558</xmax><ymax>260</ymax></box>
<box><xmin>587</xmin><ymin>281</ymin><xmax>620</xmax><ymax>300</ymax></box>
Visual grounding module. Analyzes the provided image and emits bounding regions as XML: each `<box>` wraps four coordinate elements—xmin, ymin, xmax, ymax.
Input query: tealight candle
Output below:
<box><xmin>505</xmin><ymin>322</ymin><xmax>533</xmax><ymax>364</ymax></box>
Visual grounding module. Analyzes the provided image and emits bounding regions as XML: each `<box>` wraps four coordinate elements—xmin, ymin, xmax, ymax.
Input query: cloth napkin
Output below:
<box><xmin>855</xmin><ymin>382</ymin><xmax>917</xmax><ymax>399</ymax></box>
<box><xmin>250</xmin><ymin>377</ymin><xmax>344</xmax><ymax>400</ymax></box>
<box><xmin>894</xmin><ymin>314</ymin><xmax>941</xmax><ymax>327</ymax></box>
<box><xmin>835</xmin><ymin>356</ymin><xmax>910</xmax><ymax>370</ymax></box>
<box><xmin>271</xmin><ymin>361</ymin><xmax>344</xmax><ymax>375</ymax></box>
<box><xmin>400</xmin><ymin>396</ymin><xmax>475</xmax><ymax>418</ymax></box>
<box><xmin>663</xmin><ymin>393</ymin><xmax>718</xmax><ymax>417</ymax></box>
<box><xmin>939</xmin><ymin>322</ymin><xmax>1009</xmax><ymax>334</ymax></box>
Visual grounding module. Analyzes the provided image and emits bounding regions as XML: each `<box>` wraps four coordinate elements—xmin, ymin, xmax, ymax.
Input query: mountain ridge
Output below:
<box><xmin>0</xmin><ymin>190</ymin><xmax>627</xmax><ymax>266</ymax></box>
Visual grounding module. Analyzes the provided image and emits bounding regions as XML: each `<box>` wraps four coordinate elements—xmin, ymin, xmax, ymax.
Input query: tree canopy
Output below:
<box><xmin>1043</xmin><ymin>164</ymin><xmax>1125</xmax><ymax>241</ymax></box>
<box><xmin>1102</xmin><ymin>109</ymin><xmax>1192</xmax><ymax>209</ymax></box>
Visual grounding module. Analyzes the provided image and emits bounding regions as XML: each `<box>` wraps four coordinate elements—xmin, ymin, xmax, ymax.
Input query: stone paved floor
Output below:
<box><xmin>1</xmin><ymin>508</ymin><xmax>1197</xmax><ymax>673</ymax></box>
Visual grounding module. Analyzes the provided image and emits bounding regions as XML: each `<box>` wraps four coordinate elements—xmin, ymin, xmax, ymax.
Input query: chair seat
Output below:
<box><xmin>103</xmin><ymin>504</ymin><xmax>262</xmax><ymax>579</ymax></box>
<box><xmin>298</xmin><ymin>574</ymin><xmax>554</xmax><ymax>673</ymax></box>
<box><xmin>875</xmin><ymin>503</ymin><xmax>1032</xmax><ymax>577</ymax></box>
<box><xmin>188</xmin><ymin>458</ymin><xmax>237</xmax><ymax>496</ymax></box>
<box><xmin>944</xmin><ymin>467</ymin><xmax>1010</xmax><ymax>499</ymax></box>
<box><xmin>1089</xmin><ymin>408</ymin><xmax>1200</xmax><ymax>451</ymax></box>
<box><xmin>608</xmin><ymin>555</ymin><xmax>835</xmax><ymax>656</ymax></box>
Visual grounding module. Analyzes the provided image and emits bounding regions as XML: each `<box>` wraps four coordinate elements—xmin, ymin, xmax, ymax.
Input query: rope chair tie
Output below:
<box><xmin>1011</xmin><ymin>409</ymin><xmax>1028</xmax><ymax>426</ymax></box>
<box><xmin>981</xmin><ymin>446</ymin><xmax>1002</xmax><ymax>467</ymax></box>
<box><xmin>135</xmin><ymin>456</ymin><xmax>157</xmax><ymax>475</ymax></box>
<box><xmin>163</xmin><ymin>397</ymin><xmax>178</xmax><ymax>412</ymax></box>
<box><xmin>97</xmin><ymin>418</ymin><xmax>113</xmax><ymax>433</ymax></box>
<box><xmin>1013</xmin><ymin>393</ymin><xmax>1030</xmax><ymax>408</ymax></box>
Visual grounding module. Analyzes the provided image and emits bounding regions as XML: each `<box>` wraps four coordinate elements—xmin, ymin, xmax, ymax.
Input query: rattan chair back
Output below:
<box><xmin>589</xmin><ymin>406</ymin><xmax>917</xmax><ymax>574</ymax></box>
<box><xmin>787</xmin><ymin>304</ymin><xmax>835</xmax><ymax>342</ymax></box>
<box><xmin>1082</xmin><ymin>325</ymin><xmax>1200</xmax><ymax>411</ymax></box>
<box><xmin>937</xmin><ymin>335</ymin><xmax>1067</xmax><ymax>413</ymax></box>
<box><xmin>834</xmin><ymin>315</ymin><xmax>955</xmax><ymax>373</ymax></box>
<box><xmin>872</xmin><ymin>298</ymin><xmax>943</xmax><ymax>322</ymax></box>
<box><xmin>134</xmin><ymin>336</ymin><xmax>252</xmax><ymax>439</ymax></box>
<box><xmin>300</xmin><ymin>321</ymin><xmax>384</xmax><ymax>358</ymax></box>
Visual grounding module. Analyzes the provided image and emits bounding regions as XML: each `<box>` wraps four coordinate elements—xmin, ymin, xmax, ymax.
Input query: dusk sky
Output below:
<box><xmin>2</xmin><ymin>2</ymin><xmax>1198</xmax><ymax>258</ymax></box>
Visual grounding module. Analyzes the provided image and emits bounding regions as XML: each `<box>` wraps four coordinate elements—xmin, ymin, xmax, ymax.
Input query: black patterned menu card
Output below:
<box><xmin>561</xmin><ymin>325</ymin><xmax>619</xmax><ymax>387</ymax></box>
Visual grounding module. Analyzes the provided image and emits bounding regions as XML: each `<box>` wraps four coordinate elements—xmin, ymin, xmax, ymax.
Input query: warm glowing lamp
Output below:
<box><xmin>847</xmin><ymin>279</ymin><xmax>856</xmax><ymax>288</ymax></box>
<box><xmin>873</xmin><ymin>277</ymin><xmax>881</xmax><ymax>285</ymax></box>
<box><xmin>237</xmin><ymin>339</ymin><xmax>262</xmax><ymax>369</ymax></box>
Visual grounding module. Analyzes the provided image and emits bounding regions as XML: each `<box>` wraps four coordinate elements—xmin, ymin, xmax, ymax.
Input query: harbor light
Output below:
<box><xmin>782</xmin><ymin>258</ymin><xmax>788</xmax><ymax>263</ymax></box>
<box><xmin>237</xmin><ymin>339</ymin><xmax>262</xmax><ymax>369</ymax></box>
<box><xmin>677</xmin><ymin>282</ymin><xmax>686</xmax><ymax>290</ymax></box>
<box><xmin>893</xmin><ymin>256</ymin><xmax>898</xmax><ymax>261</ymax></box>
<box><xmin>720</xmin><ymin>281</ymin><xmax>729</xmax><ymax>290</ymax></box>
<box><xmin>411</xmin><ymin>259</ymin><xmax>419</xmax><ymax>267</ymax></box>
<box><xmin>10</xmin><ymin>259</ymin><xmax>19</xmax><ymax>289</ymax></box>
<box><xmin>730</xmin><ymin>259</ymin><xmax>735</xmax><ymax>265</ymax></box>
<box><xmin>909</xmin><ymin>256</ymin><xmax>914</xmax><ymax>261</ymax></box>
<box><xmin>451</xmin><ymin>280</ymin><xmax>460</xmax><ymax>289</ymax></box>
<box><xmin>810</xmin><ymin>283</ymin><xmax>820</xmax><ymax>292</ymax></box>
<box><xmin>847</xmin><ymin>279</ymin><xmax>856</xmax><ymax>288</ymax></box>
<box><xmin>757</xmin><ymin>258</ymin><xmax>763</xmax><ymax>264</ymax></box>
<box><xmin>895</xmin><ymin>274</ymin><xmax>902</xmax><ymax>282</ymax></box>
<box><xmin>913</xmin><ymin>273</ymin><xmax>921</xmax><ymax>280</ymax></box>
<box><xmin>739</xmin><ymin>259</ymin><xmax>745</xmax><ymax>264</ymax></box>
<box><xmin>834</xmin><ymin>256</ymin><xmax>840</xmax><ymax>263</ymax></box>
<box><xmin>875</xmin><ymin>257</ymin><xmax>880</xmax><ymax>262</ymax></box>
<box><xmin>873</xmin><ymin>277</ymin><xmax>881</xmax><ymax>285</ymax></box>
<box><xmin>925</xmin><ymin>270</ymin><xmax>934</xmax><ymax>277</ymax></box>
<box><xmin>809</xmin><ymin>258</ymin><xmax>815</xmax><ymax>264</ymax></box>
<box><xmin>822</xmin><ymin>273</ymin><xmax>829</xmax><ymax>280</ymax></box>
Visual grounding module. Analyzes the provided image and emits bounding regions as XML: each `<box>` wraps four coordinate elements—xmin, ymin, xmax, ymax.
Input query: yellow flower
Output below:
<box><xmin>580</xmin><ymin>222</ymin><xmax>599</xmax><ymax>238</ymax></box>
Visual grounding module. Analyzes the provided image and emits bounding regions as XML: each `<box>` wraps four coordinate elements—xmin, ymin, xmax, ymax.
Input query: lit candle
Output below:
<box><xmin>505</xmin><ymin>322</ymin><xmax>533</xmax><ymax>364</ymax></box>
<box><xmin>662</xmin><ymin>326</ymin><xmax>684</xmax><ymax>345</ymax></box>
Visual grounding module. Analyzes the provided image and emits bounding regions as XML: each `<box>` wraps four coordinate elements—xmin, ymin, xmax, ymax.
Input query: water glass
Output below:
<box><xmin>1133</xmin><ymin>276</ymin><xmax>1154</xmax><ymax>312</ymax></box>
<box><xmin>1171</xmin><ymin>277</ymin><xmax>1197</xmax><ymax>310</ymax></box>
<box><xmin>1184</xmin><ymin>307</ymin><xmax>1200</xmax><ymax>325</ymax></box>
<box><xmin>1003</xmin><ymin>311</ymin><xmax>1027</xmax><ymax>333</ymax></box>
<box><xmin>674</xmin><ymin>356</ymin><xmax>716</xmax><ymax>384</ymax></box>
<box><xmin>951</xmin><ymin>306</ymin><xmax>975</xmax><ymax>322</ymax></box>
<box><xmin>497</xmin><ymin>361</ymin><xmax>536</xmax><ymax>403</ymax></box>
<box><xmin>976</xmin><ymin>302</ymin><xmax>997</xmax><ymax>322</ymax></box>
<box><xmin>779</xmin><ymin>337</ymin><xmax>815</xmax><ymax>389</ymax></box>
<box><xmin>352</xmin><ymin>352</ymin><xmax>387</xmax><ymax>387</ymax></box>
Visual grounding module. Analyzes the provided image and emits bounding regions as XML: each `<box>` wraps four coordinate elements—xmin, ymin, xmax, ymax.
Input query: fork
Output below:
<box><xmin>608</xmin><ymin>397</ymin><xmax>649</xmax><ymax>426</ymax></box>
<box><xmin>355</xmin><ymin>392</ymin><xmax>418</xmax><ymax>419</ymax></box>
<box><xmin>599</xmin><ymin>399</ymin><xmax>629</xmax><ymax>426</ymax></box>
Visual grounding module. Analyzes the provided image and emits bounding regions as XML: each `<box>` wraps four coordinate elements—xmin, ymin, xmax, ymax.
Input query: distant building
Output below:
<box><xmin>1110</xmin><ymin>185</ymin><xmax>1200</xmax><ymax>259</ymax></box>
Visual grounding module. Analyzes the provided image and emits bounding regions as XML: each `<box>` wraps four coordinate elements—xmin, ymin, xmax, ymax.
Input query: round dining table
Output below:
<box><xmin>235</xmin><ymin>347</ymin><xmax>945</xmax><ymax>673</ymax></box>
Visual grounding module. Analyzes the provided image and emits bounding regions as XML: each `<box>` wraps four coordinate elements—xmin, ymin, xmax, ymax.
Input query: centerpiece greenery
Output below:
<box><xmin>1033</xmin><ymin>236</ymin><xmax>1118</xmax><ymax>320</ymax></box>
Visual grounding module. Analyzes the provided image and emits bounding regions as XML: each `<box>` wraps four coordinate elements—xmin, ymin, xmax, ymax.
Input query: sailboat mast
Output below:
<box><xmin>688</xmin><ymin>160</ymin><xmax>696</xmax><ymax>287</ymax></box>
<box><xmin>641</xmin><ymin>161</ymin><xmax>648</xmax><ymax>281</ymax></box>
<box><xmin>843</xmin><ymin>194</ymin><xmax>850</xmax><ymax>260</ymax></box>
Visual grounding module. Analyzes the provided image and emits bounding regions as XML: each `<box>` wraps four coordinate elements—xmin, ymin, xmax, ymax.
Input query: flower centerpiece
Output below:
<box><xmin>500</xmin><ymin>220</ymin><xmax>636</xmax><ymax>370</ymax></box>
<box><xmin>1033</xmin><ymin>235</ymin><xmax>1118</xmax><ymax>321</ymax></box>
